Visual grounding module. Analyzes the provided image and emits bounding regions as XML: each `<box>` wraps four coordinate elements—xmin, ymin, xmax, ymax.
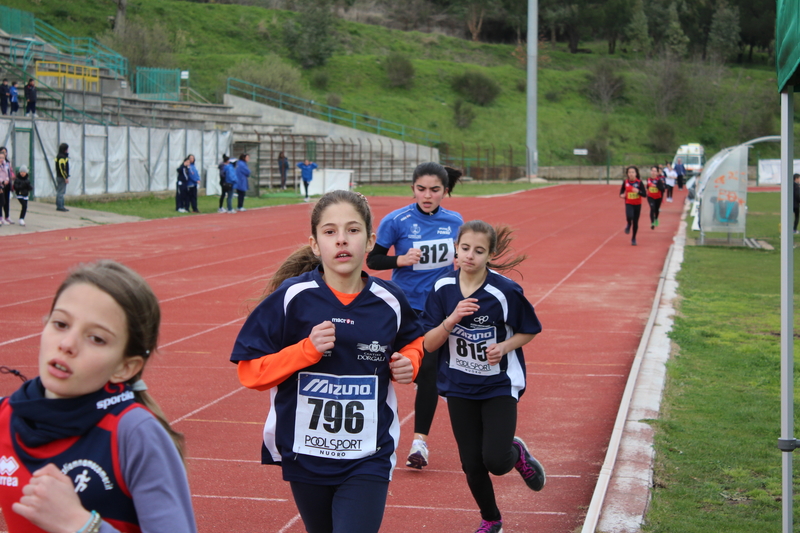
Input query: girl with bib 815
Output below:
<box><xmin>231</xmin><ymin>191</ymin><xmax>423</xmax><ymax>533</ymax></box>
<box><xmin>422</xmin><ymin>221</ymin><xmax>545</xmax><ymax>533</ymax></box>
<box><xmin>366</xmin><ymin>162</ymin><xmax>463</xmax><ymax>470</ymax></box>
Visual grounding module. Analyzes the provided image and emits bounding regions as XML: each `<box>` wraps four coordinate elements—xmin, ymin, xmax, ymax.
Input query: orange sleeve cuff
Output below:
<box><xmin>237</xmin><ymin>338</ymin><xmax>323</xmax><ymax>391</ymax></box>
<box><xmin>398</xmin><ymin>337</ymin><xmax>424</xmax><ymax>381</ymax></box>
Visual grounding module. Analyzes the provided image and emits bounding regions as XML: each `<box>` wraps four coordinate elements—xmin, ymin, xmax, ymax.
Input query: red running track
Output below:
<box><xmin>0</xmin><ymin>184</ymin><xmax>686</xmax><ymax>533</ymax></box>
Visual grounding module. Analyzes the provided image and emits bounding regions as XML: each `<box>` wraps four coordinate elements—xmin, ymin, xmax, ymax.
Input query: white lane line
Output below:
<box><xmin>387</xmin><ymin>505</ymin><xmax>567</xmax><ymax>515</ymax></box>
<box><xmin>170</xmin><ymin>386</ymin><xmax>246</xmax><ymax>425</ymax></box>
<box><xmin>277</xmin><ymin>514</ymin><xmax>303</xmax><ymax>533</ymax></box>
<box><xmin>0</xmin><ymin>332</ymin><xmax>40</xmax><ymax>347</ymax></box>
<box><xmin>192</xmin><ymin>494</ymin><xmax>288</xmax><ymax>502</ymax></box>
<box><xmin>533</xmin><ymin>231</ymin><xmax>620</xmax><ymax>307</ymax></box>
<box><xmin>159</xmin><ymin>317</ymin><xmax>244</xmax><ymax>348</ymax></box>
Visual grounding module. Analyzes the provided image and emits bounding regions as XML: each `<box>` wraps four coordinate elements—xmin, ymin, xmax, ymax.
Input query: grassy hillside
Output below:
<box><xmin>0</xmin><ymin>0</ymin><xmax>790</xmax><ymax>166</ymax></box>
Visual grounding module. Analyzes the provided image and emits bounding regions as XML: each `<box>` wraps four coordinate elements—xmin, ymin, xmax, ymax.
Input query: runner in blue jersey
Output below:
<box><xmin>366</xmin><ymin>162</ymin><xmax>464</xmax><ymax>470</ymax></box>
<box><xmin>422</xmin><ymin>221</ymin><xmax>546</xmax><ymax>533</ymax></box>
<box><xmin>232</xmin><ymin>191</ymin><xmax>423</xmax><ymax>533</ymax></box>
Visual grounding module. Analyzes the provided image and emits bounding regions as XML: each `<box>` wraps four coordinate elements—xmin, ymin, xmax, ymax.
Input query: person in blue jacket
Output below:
<box><xmin>297</xmin><ymin>159</ymin><xmax>318</xmax><ymax>202</ymax></box>
<box><xmin>235</xmin><ymin>153</ymin><xmax>251</xmax><ymax>212</ymax></box>
<box><xmin>9</xmin><ymin>81</ymin><xmax>19</xmax><ymax>115</ymax></box>
<box><xmin>186</xmin><ymin>154</ymin><xmax>201</xmax><ymax>213</ymax></box>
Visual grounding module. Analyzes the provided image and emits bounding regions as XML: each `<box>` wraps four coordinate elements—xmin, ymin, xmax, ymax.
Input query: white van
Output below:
<box><xmin>673</xmin><ymin>144</ymin><xmax>705</xmax><ymax>177</ymax></box>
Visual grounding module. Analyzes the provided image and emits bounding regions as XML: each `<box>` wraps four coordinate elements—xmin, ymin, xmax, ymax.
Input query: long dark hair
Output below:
<box><xmin>52</xmin><ymin>260</ymin><xmax>185</xmax><ymax>459</ymax></box>
<box><xmin>262</xmin><ymin>190</ymin><xmax>373</xmax><ymax>297</ymax></box>
<box><xmin>457</xmin><ymin>220</ymin><xmax>527</xmax><ymax>273</ymax></box>
<box><xmin>412</xmin><ymin>162</ymin><xmax>463</xmax><ymax>196</ymax></box>
<box><xmin>624</xmin><ymin>165</ymin><xmax>640</xmax><ymax>181</ymax></box>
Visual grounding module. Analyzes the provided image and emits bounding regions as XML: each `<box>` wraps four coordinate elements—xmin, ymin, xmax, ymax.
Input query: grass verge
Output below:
<box><xmin>645</xmin><ymin>192</ymin><xmax>800</xmax><ymax>532</ymax></box>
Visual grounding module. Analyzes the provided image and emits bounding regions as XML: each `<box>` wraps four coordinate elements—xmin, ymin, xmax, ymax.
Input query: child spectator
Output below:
<box><xmin>14</xmin><ymin>165</ymin><xmax>32</xmax><ymax>226</ymax></box>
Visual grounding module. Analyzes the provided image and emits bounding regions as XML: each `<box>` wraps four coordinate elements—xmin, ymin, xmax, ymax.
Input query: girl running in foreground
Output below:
<box><xmin>0</xmin><ymin>260</ymin><xmax>196</xmax><ymax>533</ymax></box>
<box><xmin>620</xmin><ymin>165</ymin><xmax>647</xmax><ymax>246</ymax></box>
<box><xmin>423</xmin><ymin>221</ymin><xmax>545</xmax><ymax>533</ymax></box>
<box><xmin>366</xmin><ymin>162</ymin><xmax>463</xmax><ymax>469</ymax></box>
<box><xmin>231</xmin><ymin>190</ymin><xmax>424</xmax><ymax>533</ymax></box>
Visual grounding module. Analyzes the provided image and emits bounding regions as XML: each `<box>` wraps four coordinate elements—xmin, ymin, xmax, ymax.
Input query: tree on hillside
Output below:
<box><xmin>663</xmin><ymin>2</ymin><xmax>689</xmax><ymax>58</ymax></box>
<box><xmin>501</xmin><ymin>0</ymin><xmax>527</xmax><ymax>43</ymax></box>
<box><xmin>283</xmin><ymin>0</ymin><xmax>337</xmax><ymax>69</ymax></box>
<box><xmin>735</xmin><ymin>0</ymin><xmax>775</xmax><ymax>62</ymax></box>
<box><xmin>625</xmin><ymin>0</ymin><xmax>652</xmax><ymax>56</ymax></box>
<box><xmin>600</xmin><ymin>0</ymin><xmax>633</xmax><ymax>54</ymax></box>
<box><xmin>114</xmin><ymin>0</ymin><xmax>126</xmax><ymax>34</ymax></box>
<box><xmin>707</xmin><ymin>0</ymin><xmax>740</xmax><ymax>62</ymax></box>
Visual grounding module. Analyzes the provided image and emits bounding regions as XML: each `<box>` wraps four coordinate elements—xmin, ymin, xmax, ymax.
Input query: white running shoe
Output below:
<box><xmin>5</xmin><ymin>218</ymin><xmax>12</xmax><ymax>224</ymax></box>
<box><xmin>218</xmin><ymin>207</ymin><xmax>226</xmax><ymax>213</ymax></box>
<box><xmin>18</xmin><ymin>219</ymin><xmax>25</xmax><ymax>226</ymax></box>
<box><xmin>406</xmin><ymin>439</ymin><xmax>429</xmax><ymax>469</ymax></box>
<box><xmin>238</xmin><ymin>207</ymin><xmax>247</xmax><ymax>212</ymax></box>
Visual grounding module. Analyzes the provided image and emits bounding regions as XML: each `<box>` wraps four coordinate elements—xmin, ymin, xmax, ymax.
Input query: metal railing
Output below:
<box><xmin>33</xmin><ymin>18</ymin><xmax>128</xmax><ymax>77</ymax></box>
<box><xmin>0</xmin><ymin>6</ymin><xmax>35</xmax><ymax>36</ymax></box>
<box><xmin>35</xmin><ymin>61</ymin><xmax>100</xmax><ymax>93</ymax></box>
<box><xmin>226</xmin><ymin>78</ymin><xmax>441</xmax><ymax>147</ymax></box>
<box><xmin>440</xmin><ymin>142</ymin><xmax>527</xmax><ymax>181</ymax></box>
<box><xmin>135</xmin><ymin>67</ymin><xmax>180</xmax><ymax>101</ymax></box>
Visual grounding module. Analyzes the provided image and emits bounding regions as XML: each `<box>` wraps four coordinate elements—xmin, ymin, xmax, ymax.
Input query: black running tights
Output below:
<box><xmin>447</xmin><ymin>395</ymin><xmax>519</xmax><ymax>522</ymax></box>
<box><xmin>625</xmin><ymin>203</ymin><xmax>642</xmax><ymax>240</ymax></box>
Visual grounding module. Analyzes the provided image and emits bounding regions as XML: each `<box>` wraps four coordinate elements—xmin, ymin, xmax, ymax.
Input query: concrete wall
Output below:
<box><xmin>223</xmin><ymin>94</ymin><xmax>439</xmax><ymax>162</ymax></box>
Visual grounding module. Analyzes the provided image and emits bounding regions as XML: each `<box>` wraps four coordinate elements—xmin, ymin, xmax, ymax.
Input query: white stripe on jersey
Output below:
<box><xmin>284</xmin><ymin>280</ymin><xmax>319</xmax><ymax>314</ymax></box>
<box><xmin>484</xmin><ymin>283</ymin><xmax>508</xmax><ymax>321</ymax></box>
<box><xmin>434</xmin><ymin>276</ymin><xmax>456</xmax><ymax>291</ymax></box>
<box><xmin>505</xmin><ymin>324</ymin><xmax>526</xmax><ymax>400</ymax></box>
<box><xmin>263</xmin><ymin>388</ymin><xmax>281</xmax><ymax>462</ymax></box>
<box><xmin>369</xmin><ymin>282</ymin><xmax>402</xmax><ymax>332</ymax></box>
<box><xmin>386</xmin><ymin>382</ymin><xmax>399</xmax><ymax>480</ymax></box>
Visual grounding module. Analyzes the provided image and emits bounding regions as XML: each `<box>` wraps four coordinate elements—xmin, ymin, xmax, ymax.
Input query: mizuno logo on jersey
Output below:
<box><xmin>299</xmin><ymin>376</ymin><xmax>375</xmax><ymax>400</ymax></box>
<box><xmin>96</xmin><ymin>390</ymin><xmax>134</xmax><ymax>410</ymax></box>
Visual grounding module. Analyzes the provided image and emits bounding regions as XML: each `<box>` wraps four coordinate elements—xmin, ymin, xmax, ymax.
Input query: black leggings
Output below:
<box><xmin>647</xmin><ymin>197</ymin><xmax>662</xmax><ymax>224</ymax></box>
<box><xmin>303</xmin><ymin>181</ymin><xmax>310</xmax><ymax>197</ymax></box>
<box><xmin>795</xmin><ymin>206</ymin><xmax>799</xmax><ymax>231</ymax></box>
<box><xmin>413</xmin><ymin>345</ymin><xmax>439</xmax><ymax>435</ymax></box>
<box><xmin>1</xmin><ymin>183</ymin><xmax>10</xmax><ymax>218</ymax></box>
<box><xmin>447</xmin><ymin>395</ymin><xmax>519</xmax><ymax>522</ymax></box>
<box><xmin>17</xmin><ymin>197</ymin><xmax>27</xmax><ymax>219</ymax></box>
<box><xmin>665</xmin><ymin>184</ymin><xmax>674</xmax><ymax>199</ymax></box>
<box><xmin>625</xmin><ymin>203</ymin><xmax>642</xmax><ymax>240</ymax></box>
<box><xmin>236</xmin><ymin>189</ymin><xmax>246</xmax><ymax>209</ymax></box>
<box><xmin>219</xmin><ymin>184</ymin><xmax>232</xmax><ymax>209</ymax></box>
<box><xmin>290</xmin><ymin>475</ymin><xmax>389</xmax><ymax>533</ymax></box>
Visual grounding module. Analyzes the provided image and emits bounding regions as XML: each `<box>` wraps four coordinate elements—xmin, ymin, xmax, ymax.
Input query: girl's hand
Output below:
<box><xmin>445</xmin><ymin>298</ymin><xmax>480</xmax><ymax>330</ymax></box>
<box><xmin>485</xmin><ymin>343</ymin><xmax>506</xmax><ymax>366</ymax></box>
<box><xmin>397</xmin><ymin>248</ymin><xmax>422</xmax><ymax>268</ymax></box>
<box><xmin>619</xmin><ymin>193</ymin><xmax>625</xmax><ymax>198</ymax></box>
<box><xmin>12</xmin><ymin>463</ymin><xmax>92</xmax><ymax>533</ymax></box>
<box><xmin>389</xmin><ymin>352</ymin><xmax>414</xmax><ymax>384</ymax></box>
<box><xmin>309</xmin><ymin>321</ymin><xmax>336</xmax><ymax>353</ymax></box>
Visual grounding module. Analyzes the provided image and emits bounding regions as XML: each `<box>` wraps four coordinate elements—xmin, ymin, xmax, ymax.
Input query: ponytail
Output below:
<box><xmin>261</xmin><ymin>245</ymin><xmax>320</xmax><ymax>299</ymax></box>
<box><xmin>457</xmin><ymin>220</ymin><xmax>527</xmax><ymax>274</ymax></box>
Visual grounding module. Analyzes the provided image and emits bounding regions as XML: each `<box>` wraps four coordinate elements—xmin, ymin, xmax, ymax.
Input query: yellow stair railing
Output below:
<box><xmin>35</xmin><ymin>61</ymin><xmax>100</xmax><ymax>93</ymax></box>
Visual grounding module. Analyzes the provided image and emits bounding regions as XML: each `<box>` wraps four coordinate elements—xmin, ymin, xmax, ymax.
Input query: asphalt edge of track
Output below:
<box><xmin>582</xmin><ymin>201</ymin><xmax>689</xmax><ymax>533</ymax></box>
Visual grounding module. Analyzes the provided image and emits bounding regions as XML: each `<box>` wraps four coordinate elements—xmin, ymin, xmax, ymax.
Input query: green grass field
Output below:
<box><xmin>645</xmin><ymin>192</ymin><xmax>800</xmax><ymax>532</ymax></box>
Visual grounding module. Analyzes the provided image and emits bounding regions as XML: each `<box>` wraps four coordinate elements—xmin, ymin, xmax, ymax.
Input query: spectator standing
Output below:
<box><xmin>0</xmin><ymin>79</ymin><xmax>10</xmax><ymax>115</ymax></box>
<box><xmin>235</xmin><ymin>153</ymin><xmax>251</xmax><ymax>211</ymax></box>
<box><xmin>14</xmin><ymin>164</ymin><xmax>32</xmax><ymax>226</ymax></box>
<box><xmin>296</xmin><ymin>159</ymin><xmax>318</xmax><ymax>202</ymax></box>
<box><xmin>24</xmin><ymin>79</ymin><xmax>36</xmax><ymax>117</ymax></box>
<box><xmin>175</xmin><ymin>157</ymin><xmax>191</xmax><ymax>213</ymax></box>
<box><xmin>674</xmin><ymin>158</ymin><xmax>687</xmax><ymax>190</ymax></box>
<box><xmin>186</xmin><ymin>154</ymin><xmax>200</xmax><ymax>213</ymax></box>
<box><xmin>218</xmin><ymin>154</ymin><xmax>233</xmax><ymax>213</ymax></box>
<box><xmin>0</xmin><ymin>149</ymin><xmax>13</xmax><ymax>224</ymax></box>
<box><xmin>278</xmin><ymin>151</ymin><xmax>289</xmax><ymax>190</ymax></box>
<box><xmin>55</xmin><ymin>143</ymin><xmax>69</xmax><ymax>212</ymax></box>
<box><xmin>9</xmin><ymin>81</ymin><xmax>19</xmax><ymax>115</ymax></box>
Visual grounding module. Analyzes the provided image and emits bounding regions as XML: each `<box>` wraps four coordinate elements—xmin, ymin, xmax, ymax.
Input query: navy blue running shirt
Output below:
<box><xmin>231</xmin><ymin>267</ymin><xmax>422</xmax><ymax>485</ymax></box>
<box><xmin>375</xmin><ymin>203</ymin><xmax>463</xmax><ymax>310</ymax></box>
<box><xmin>423</xmin><ymin>269</ymin><xmax>542</xmax><ymax>401</ymax></box>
